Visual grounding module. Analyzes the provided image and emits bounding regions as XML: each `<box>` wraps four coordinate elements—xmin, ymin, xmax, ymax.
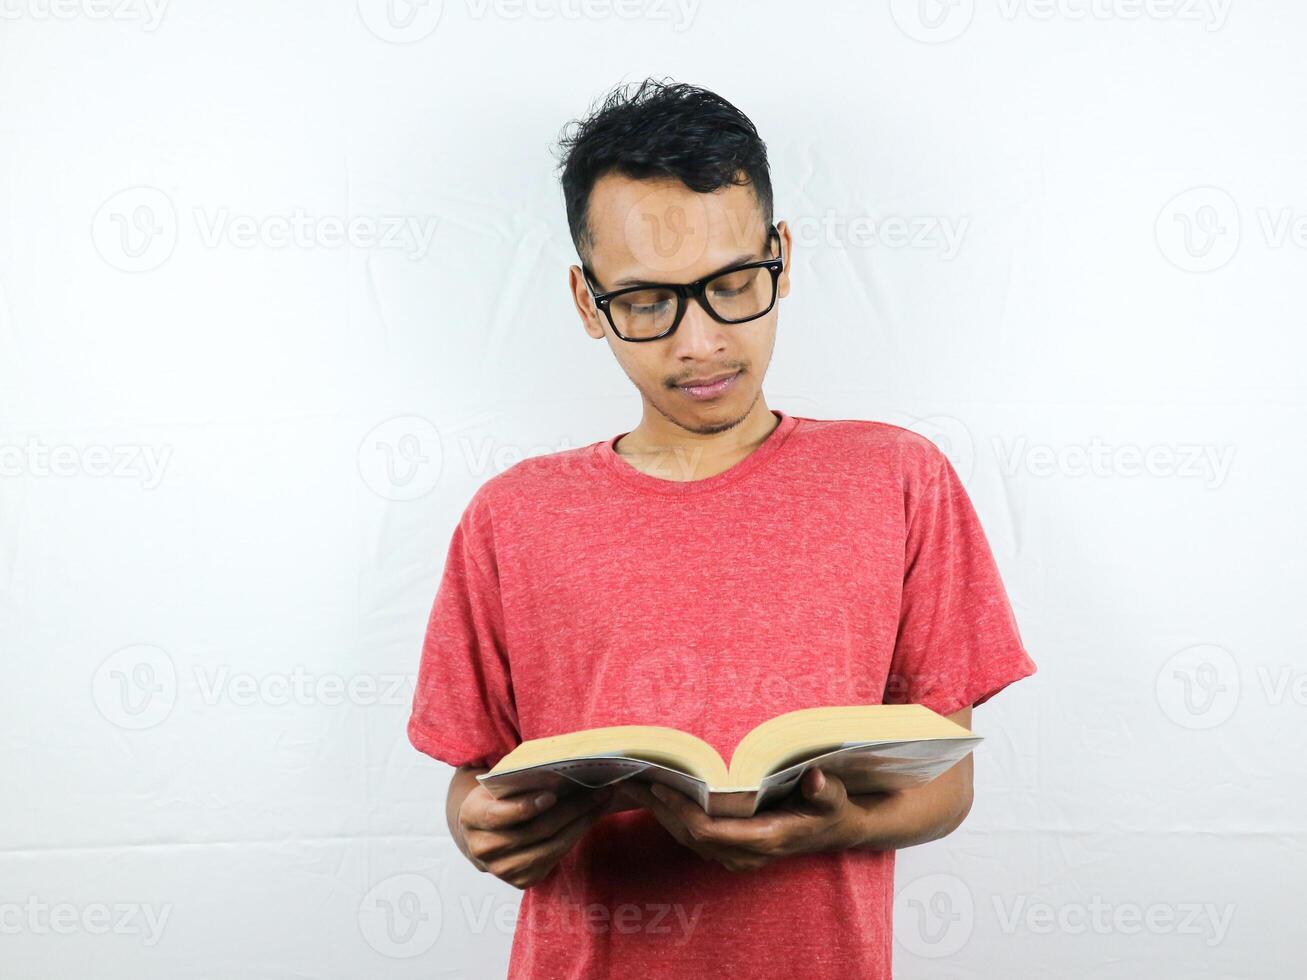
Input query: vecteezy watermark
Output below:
<box><xmin>994</xmin><ymin>0</ymin><xmax>1231</xmax><ymax>30</ymax></box>
<box><xmin>92</xmin><ymin>644</ymin><xmax>178</xmax><ymax>730</ymax></box>
<box><xmin>595</xmin><ymin>643</ymin><xmax>710</xmax><ymax>733</ymax></box>
<box><xmin>358</xmin><ymin>874</ymin><xmax>443</xmax><ymax>959</ymax></box>
<box><xmin>1253</xmin><ymin>664</ymin><xmax>1307</xmax><ymax>708</ymax></box>
<box><xmin>1158</xmin><ymin>643</ymin><xmax>1307</xmax><ymax>729</ymax></box>
<box><xmin>464</xmin><ymin>0</ymin><xmax>699</xmax><ymax>31</ymax></box>
<box><xmin>896</xmin><ymin>873</ymin><xmax>1236</xmax><ymax>956</ymax></box>
<box><xmin>788</xmin><ymin>211</ymin><xmax>969</xmax><ymax>260</ymax></box>
<box><xmin>452</xmin><ymin>432</ymin><xmax>586</xmax><ymax>478</ymax></box>
<box><xmin>521</xmin><ymin>897</ymin><xmax>704</xmax><ymax>944</ymax></box>
<box><xmin>1155</xmin><ymin>186</ymin><xmax>1241</xmax><ymax>273</ymax></box>
<box><xmin>1154</xmin><ymin>185</ymin><xmax>1307</xmax><ymax>272</ymax></box>
<box><xmin>0</xmin><ymin>437</ymin><xmax>173</xmax><ymax>489</ymax></box>
<box><xmin>0</xmin><ymin>0</ymin><xmax>170</xmax><ymax>30</ymax></box>
<box><xmin>891</xmin><ymin>0</ymin><xmax>1230</xmax><ymax>44</ymax></box>
<box><xmin>889</xmin><ymin>0</ymin><xmax>976</xmax><ymax>43</ymax></box>
<box><xmin>992</xmin><ymin>894</ymin><xmax>1236</xmax><ymax>946</ymax></box>
<box><xmin>191</xmin><ymin>208</ymin><xmax>437</xmax><ymax>259</ymax></box>
<box><xmin>357</xmin><ymin>413</ymin><xmax>587</xmax><ymax>501</ymax></box>
<box><xmin>356</xmin><ymin>0</ymin><xmax>699</xmax><ymax>43</ymax></box>
<box><xmin>895</xmin><ymin>872</ymin><xmax>975</xmax><ymax>958</ymax></box>
<box><xmin>1155</xmin><ymin>643</ymin><xmax>1240</xmax><ymax>729</ymax></box>
<box><xmin>0</xmin><ymin>898</ymin><xmax>173</xmax><ymax>947</ymax></box>
<box><xmin>621</xmin><ymin>192</ymin><xmax>712</xmax><ymax>276</ymax></box>
<box><xmin>902</xmin><ymin>414</ymin><xmax>977</xmax><ymax>487</ymax></box>
<box><xmin>993</xmin><ymin>435</ymin><xmax>1236</xmax><ymax>489</ymax></box>
<box><xmin>357</xmin><ymin>415</ymin><xmax>445</xmax><ymax>502</ymax></box>
<box><xmin>356</xmin><ymin>0</ymin><xmax>445</xmax><ymax>42</ymax></box>
<box><xmin>91</xmin><ymin>186</ymin><xmax>178</xmax><ymax>273</ymax></box>
<box><xmin>192</xmin><ymin>665</ymin><xmax>413</xmax><ymax>708</ymax></box>
<box><xmin>92</xmin><ymin>187</ymin><xmax>438</xmax><ymax>272</ymax></box>
<box><xmin>356</xmin><ymin>874</ymin><xmax>702</xmax><ymax>959</ymax></box>
<box><xmin>92</xmin><ymin>644</ymin><xmax>418</xmax><ymax>730</ymax></box>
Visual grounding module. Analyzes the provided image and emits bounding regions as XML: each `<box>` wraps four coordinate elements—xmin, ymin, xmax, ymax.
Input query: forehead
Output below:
<box><xmin>585</xmin><ymin>171</ymin><xmax>767</xmax><ymax>284</ymax></box>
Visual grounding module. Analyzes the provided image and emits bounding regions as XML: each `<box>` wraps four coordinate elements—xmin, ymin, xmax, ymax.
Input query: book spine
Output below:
<box><xmin>703</xmin><ymin>790</ymin><xmax>761</xmax><ymax>818</ymax></box>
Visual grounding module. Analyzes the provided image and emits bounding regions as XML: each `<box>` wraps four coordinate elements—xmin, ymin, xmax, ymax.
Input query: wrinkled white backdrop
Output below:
<box><xmin>2</xmin><ymin>1</ymin><xmax>1303</xmax><ymax>977</ymax></box>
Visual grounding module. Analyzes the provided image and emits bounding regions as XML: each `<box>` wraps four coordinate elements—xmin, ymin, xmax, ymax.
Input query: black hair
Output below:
<box><xmin>553</xmin><ymin>77</ymin><xmax>773</xmax><ymax>265</ymax></box>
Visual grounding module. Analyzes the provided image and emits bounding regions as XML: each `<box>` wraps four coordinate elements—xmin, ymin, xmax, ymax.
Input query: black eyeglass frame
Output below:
<box><xmin>581</xmin><ymin>225</ymin><xmax>785</xmax><ymax>343</ymax></box>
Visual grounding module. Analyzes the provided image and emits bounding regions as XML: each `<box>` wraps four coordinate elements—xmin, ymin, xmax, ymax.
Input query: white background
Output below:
<box><xmin>2</xmin><ymin>1</ymin><xmax>1304</xmax><ymax>977</ymax></box>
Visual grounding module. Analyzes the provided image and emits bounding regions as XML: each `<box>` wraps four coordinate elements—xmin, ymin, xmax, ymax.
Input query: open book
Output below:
<box><xmin>477</xmin><ymin>704</ymin><xmax>981</xmax><ymax>818</ymax></box>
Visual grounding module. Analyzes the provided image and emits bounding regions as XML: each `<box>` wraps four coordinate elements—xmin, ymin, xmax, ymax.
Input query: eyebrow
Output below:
<box><xmin>609</xmin><ymin>249</ymin><xmax>762</xmax><ymax>289</ymax></box>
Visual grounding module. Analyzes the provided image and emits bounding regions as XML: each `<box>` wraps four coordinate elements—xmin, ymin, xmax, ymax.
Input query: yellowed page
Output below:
<box><xmin>483</xmin><ymin>724</ymin><xmax>729</xmax><ymax>785</ymax></box>
<box><xmin>728</xmin><ymin>704</ymin><xmax>976</xmax><ymax>785</ymax></box>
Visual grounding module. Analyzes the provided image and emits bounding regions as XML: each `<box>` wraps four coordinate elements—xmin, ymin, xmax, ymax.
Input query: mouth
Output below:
<box><xmin>674</xmin><ymin>371</ymin><xmax>740</xmax><ymax>401</ymax></box>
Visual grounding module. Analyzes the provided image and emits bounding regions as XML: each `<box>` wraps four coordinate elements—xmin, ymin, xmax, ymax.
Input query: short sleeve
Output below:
<box><xmin>884</xmin><ymin>441</ymin><xmax>1037</xmax><ymax>717</ymax></box>
<box><xmin>407</xmin><ymin>491</ymin><xmax>521</xmax><ymax>770</ymax></box>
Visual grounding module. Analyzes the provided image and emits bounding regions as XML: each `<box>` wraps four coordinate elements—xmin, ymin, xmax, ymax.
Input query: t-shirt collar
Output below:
<box><xmin>593</xmin><ymin>409</ymin><xmax>800</xmax><ymax>496</ymax></box>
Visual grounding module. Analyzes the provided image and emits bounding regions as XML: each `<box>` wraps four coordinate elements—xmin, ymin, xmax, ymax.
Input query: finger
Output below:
<box><xmin>619</xmin><ymin>783</ymin><xmax>707</xmax><ymax>855</ymax></box>
<box><xmin>635</xmin><ymin>789</ymin><xmax>770</xmax><ymax>861</ymax></box>
<box><xmin>476</xmin><ymin>801</ymin><xmax>601</xmax><ymax>870</ymax></box>
<box><xmin>470</xmin><ymin>791</ymin><xmax>610</xmax><ymax>859</ymax></box>
<box><xmin>798</xmin><ymin>767</ymin><xmax>849</xmax><ymax>813</ymax></box>
<box><xmin>465</xmin><ymin>787</ymin><xmax>561</xmax><ymax>830</ymax></box>
<box><xmin>525</xmin><ymin>789</ymin><xmax>611</xmax><ymax>840</ymax></box>
<box><xmin>619</xmin><ymin>781</ymin><xmax>686</xmax><ymax>832</ymax></box>
<box><xmin>625</xmin><ymin>783</ymin><xmax>773</xmax><ymax>863</ymax></box>
<box><xmin>470</xmin><ymin>786</ymin><xmax>604</xmax><ymax>832</ymax></box>
<box><xmin>488</xmin><ymin>804</ymin><xmax>605</xmax><ymax>884</ymax></box>
<box><xmin>633</xmin><ymin>785</ymin><xmax>790</xmax><ymax>854</ymax></box>
<box><xmin>643</xmin><ymin>783</ymin><xmax>787</xmax><ymax>851</ymax></box>
<box><xmin>489</xmin><ymin>808</ymin><xmax>601</xmax><ymax>889</ymax></box>
<box><xmin>647</xmin><ymin>783</ymin><xmax>713</xmax><ymax>829</ymax></box>
<box><xmin>719</xmin><ymin>853</ymin><xmax>774</xmax><ymax>873</ymax></box>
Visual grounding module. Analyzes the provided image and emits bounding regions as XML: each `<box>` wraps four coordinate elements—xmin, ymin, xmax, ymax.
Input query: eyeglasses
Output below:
<box><xmin>582</xmin><ymin>225</ymin><xmax>784</xmax><ymax>342</ymax></box>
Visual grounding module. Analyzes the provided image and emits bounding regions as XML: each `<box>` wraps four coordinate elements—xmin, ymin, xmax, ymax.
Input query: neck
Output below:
<box><xmin>613</xmin><ymin>392</ymin><xmax>779</xmax><ymax>482</ymax></box>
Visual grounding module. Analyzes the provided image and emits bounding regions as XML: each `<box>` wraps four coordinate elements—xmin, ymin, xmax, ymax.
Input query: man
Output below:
<box><xmin>408</xmin><ymin>77</ymin><xmax>1038</xmax><ymax>979</ymax></box>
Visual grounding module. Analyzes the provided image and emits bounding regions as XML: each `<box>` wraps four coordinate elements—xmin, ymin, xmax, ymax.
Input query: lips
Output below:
<box><xmin>679</xmin><ymin>372</ymin><xmax>736</xmax><ymax>387</ymax></box>
<box><xmin>675</xmin><ymin>370</ymin><xmax>740</xmax><ymax>401</ymax></box>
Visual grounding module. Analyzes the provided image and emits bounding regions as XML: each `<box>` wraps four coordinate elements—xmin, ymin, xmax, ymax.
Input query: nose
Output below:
<box><xmin>669</xmin><ymin>296</ymin><xmax>729</xmax><ymax>357</ymax></box>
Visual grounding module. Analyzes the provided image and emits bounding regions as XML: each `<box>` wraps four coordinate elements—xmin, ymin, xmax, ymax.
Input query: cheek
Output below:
<box><xmin>744</xmin><ymin>317</ymin><xmax>778</xmax><ymax>362</ymax></box>
<box><xmin>613</xmin><ymin>346</ymin><xmax>663</xmax><ymax>388</ymax></box>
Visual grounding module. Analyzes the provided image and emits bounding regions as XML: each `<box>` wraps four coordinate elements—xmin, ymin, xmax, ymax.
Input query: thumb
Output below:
<box><xmin>801</xmin><ymin>767</ymin><xmax>847</xmax><ymax>811</ymax></box>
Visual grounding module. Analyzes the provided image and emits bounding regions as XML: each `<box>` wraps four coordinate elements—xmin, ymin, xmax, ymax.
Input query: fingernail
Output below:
<box><xmin>534</xmin><ymin>792</ymin><xmax>556</xmax><ymax>809</ymax></box>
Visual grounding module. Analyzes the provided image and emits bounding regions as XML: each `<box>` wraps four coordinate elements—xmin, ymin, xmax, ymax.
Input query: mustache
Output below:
<box><xmin>666</xmin><ymin>367</ymin><xmax>745</xmax><ymax>387</ymax></box>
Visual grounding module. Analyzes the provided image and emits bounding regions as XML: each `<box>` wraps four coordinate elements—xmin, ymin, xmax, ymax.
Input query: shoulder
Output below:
<box><xmin>457</xmin><ymin>442</ymin><xmax>600</xmax><ymax>531</ymax></box>
<box><xmin>789</xmin><ymin>415</ymin><xmax>947</xmax><ymax>488</ymax></box>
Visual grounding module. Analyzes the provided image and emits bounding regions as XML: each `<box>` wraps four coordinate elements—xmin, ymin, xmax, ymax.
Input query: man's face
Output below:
<box><xmin>569</xmin><ymin>171</ymin><xmax>791</xmax><ymax>436</ymax></box>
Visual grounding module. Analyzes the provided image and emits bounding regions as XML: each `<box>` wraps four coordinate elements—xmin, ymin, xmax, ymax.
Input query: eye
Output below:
<box><xmin>631</xmin><ymin>299</ymin><xmax>670</xmax><ymax>315</ymax></box>
<box><xmin>708</xmin><ymin>268</ymin><xmax>758</xmax><ymax>297</ymax></box>
<box><xmin>615</xmin><ymin>288</ymin><xmax>675</xmax><ymax>318</ymax></box>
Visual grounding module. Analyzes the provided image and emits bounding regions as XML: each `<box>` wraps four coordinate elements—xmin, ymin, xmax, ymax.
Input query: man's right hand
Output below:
<box><xmin>454</xmin><ymin>780</ymin><xmax>614</xmax><ymax>890</ymax></box>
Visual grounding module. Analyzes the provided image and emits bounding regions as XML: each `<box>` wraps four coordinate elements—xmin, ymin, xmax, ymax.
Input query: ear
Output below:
<box><xmin>775</xmin><ymin>220</ymin><xmax>793</xmax><ymax>300</ymax></box>
<box><xmin>569</xmin><ymin>265</ymin><xmax>607</xmax><ymax>340</ymax></box>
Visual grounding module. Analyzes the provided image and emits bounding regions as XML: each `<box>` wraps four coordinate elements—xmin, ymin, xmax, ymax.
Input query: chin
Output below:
<box><xmin>671</xmin><ymin>391</ymin><xmax>754</xmax><ymax>433</ymax></box>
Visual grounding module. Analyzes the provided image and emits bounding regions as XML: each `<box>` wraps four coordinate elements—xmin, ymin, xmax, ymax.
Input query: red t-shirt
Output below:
<box><xmin>408</xmin><ymin>409</ymin><xmax>1037</xmax><ymax>979</ymax></box>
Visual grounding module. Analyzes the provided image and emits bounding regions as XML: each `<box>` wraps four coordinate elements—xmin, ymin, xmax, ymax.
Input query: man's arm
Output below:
<box><xmin>445</xmin><ymin>764</ymin><xmax>612</xmax><ymax>889</ymax></box>
<box><xmin>446</xmin><ymin>765</ymin><xmax>488</xmax><ymax>859</ymax></box>
<box><xmin>620</xmin><ymin>706</ymin><xmax>978</xmax><ymax>872</ymax></box>
<box><xmin>842</xmin><ymin>706</ymin><xmax>974</xmax><ymax>851</ymax></box>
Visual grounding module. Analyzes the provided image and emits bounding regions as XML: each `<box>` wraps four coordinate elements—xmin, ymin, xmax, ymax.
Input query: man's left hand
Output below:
<box><xmin>617</xmin><ymin>767</ymin><xmax>876</xmax><ymax>872</ymax></box>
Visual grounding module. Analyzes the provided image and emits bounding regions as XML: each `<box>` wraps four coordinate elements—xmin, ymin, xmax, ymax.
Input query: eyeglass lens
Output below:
<box><xmin>609</xmin><ymin>264</ymin><xmax>776</xmax><ymax>340</ymax></box>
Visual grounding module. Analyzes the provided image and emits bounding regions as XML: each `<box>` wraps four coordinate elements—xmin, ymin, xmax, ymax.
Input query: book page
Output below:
<box><xmin>757</xmin><ymin>737</ymin><xmax>982</xmax><ymax>797</ymax></box>
<box><xmin>478</xmin><ymin>755</ymin><xmax>713</xmax><ymax>808</ymax></box>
